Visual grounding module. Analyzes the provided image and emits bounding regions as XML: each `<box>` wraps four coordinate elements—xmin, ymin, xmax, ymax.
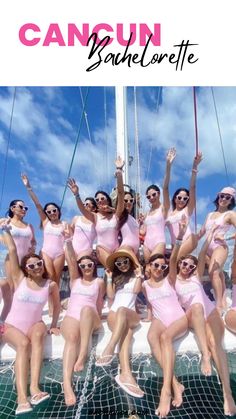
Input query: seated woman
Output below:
<box><xmin>225</xmin><ymin>236</ymin><xmax>236</xmax><ymax>333</ymax></box>
<box><xmin>61</xmin><ymin>236</ymin><xmax>105</xmax><ymax>406</ymax></box>
<box><xmin>0</xmin><ymin>223</ymin><xmax>60</xmax><ymax>416</ymax></box>
<box><xmin>96</xmin><ymin>249</ymin><xmax>144</xmax><ymax>398</ymax></box>
<box><xmin>172</xmin><ymin>219</ymin><xmax>236</xmax><ymax>417</ymax></box>
<box><xmin>142</xmin><ymin>253</ymin><xmax>188</xmax><ymax>418</ymax></box>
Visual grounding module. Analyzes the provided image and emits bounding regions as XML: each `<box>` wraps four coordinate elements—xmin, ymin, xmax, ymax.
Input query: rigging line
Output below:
<box><xmin>60</xmin><ymin>87</ymin><xmax>90</xmax><ymax>209</ymax></box>
<box><xmin>133</xmin><ymin>86</ymin><xmax>142</xmax><ymax>218</ymax></box>
<box><xmin>211</xmin><ymin>87</ymin><xmax>230</xmax><ymax>185</ymax></box>
<box><xmin>79</xmin><ymin>87</ymin><xmax>92</xmax><ymax>144</ymax></box>
<box><xmin>0</xmin><ymin>87</ymin><xmax>17</xmax><ymax>211</ymax></box>
<box><xmin>193</xmin><ymin>87</ymin><xmax>199</xmax><ymax>234</ymax></box>
<box><xmin>103</xmin><ymin>87</ymin><xmax>109</xmax><ymax>188</ymax></box>
<box><xmin>146</xmin><ymin>86</ymin><xmax>162</xmax><ymax>181</ymax></box>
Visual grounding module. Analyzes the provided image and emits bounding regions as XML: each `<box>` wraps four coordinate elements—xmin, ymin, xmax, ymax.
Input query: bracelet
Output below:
<box><xmin>107</xmin><ymin>277</ymin><xmax>112</xmax><ymax>284</ymax></box>
<box><xmin>64</xmin><ymin>238</ymin><xmax>72</xmax><ymax>243</ymax></box>
<box><xmin>175</xmin><ymin>239</ymin><xmax>183</xmax><ymax>246</ymax></box>
<box><xmin>74</xmin><ymin>193</ymin><xmax>80</xmax><ymax>199</ymax></box>
<box><xmin>116</xmin><ymin>167</ymin><xmax>123</xmax><ymax>171</ymax></box>
<box><xmin>192</xmin><ymin>169</ymin><xmax>198</xmax><ymax>173</ymax></box>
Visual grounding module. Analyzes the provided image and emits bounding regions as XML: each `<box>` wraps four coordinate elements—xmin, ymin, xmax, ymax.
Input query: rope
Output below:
<box><xmin>211</xmin><ymin>87</ymin><xmax>230</xmax><ymax>185</ymax></box>
<box><xmin>146</xmin><ymin>87</ymin><xmax>162</xmax><ymax>181</ymax></box>
<box><xmin>60</xmin><ymin>87</ymin><xmax>90</xmax><ymax>209</ymax></box>
<box><xmin>79</xmin><ymin>87</ymin><xmax>92</xmax><ymax>144</ymax></box>
<box><xmin>133</xmin><ymin>87</ymin><xmax>142</xmax><ymax>218</ymax></box>
<box><xmin>103</xmin><ymin>87</ymin><xmax>110</xmax><ymax>188</ymax></box>
<box><xmin>0</xmin><ymin>87</ymin><xmax>17</xmax><ymax>211</ymax></box>
<box><xmin>193</xmin><ymin>87</ymin><xmax>199</xmax><ymax>233</ymax></box>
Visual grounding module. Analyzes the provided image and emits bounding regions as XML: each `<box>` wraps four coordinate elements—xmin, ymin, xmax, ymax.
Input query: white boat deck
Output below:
<box><xmin>1</xmin><ymin>304</ymin><xmax>236</xmax><ymax>362</ymax></box>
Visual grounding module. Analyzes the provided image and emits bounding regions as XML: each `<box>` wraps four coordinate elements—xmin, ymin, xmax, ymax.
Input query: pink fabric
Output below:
<box><xmin>120</xmin><ymin>215</ymin><xmax>140</xmax><ymax>253</ymax></box>
<box><xmin>66</xmin><ymin>277</ymin><xmax>99</xmax><ymax>321</ymax></box>
<box><xmin>166</xmin><ymin>208</ymin><xmax>192</xmax><ymax>245</ymax></box>
<box><xmin>42</xmin><ymin>221</ymin><xmax>65</xmax><ymax>260</ymax></box>
<box><xmin>10</xmin><ymin>223</ymin><xmax>33</xmax><ymax>263</ymax></box>
<box><xmin>144</xmin><ymin>207</ymin><xmax>166</xmax><ymax>251</ymax></box>
<box><xmin>143</xmin><ymin>277</ymin><xmax>185</xmax><ymax>327</ymax></box>
<box><xmin>95</xmin><ymin>214</ymin><xmax>119</xmax><ymax>252</ymax></box>
<box><xmin>5</xmin><ymin>277</ymin><xmax>49</xmax><ymax>334</ymax></box>
<box><xmin>204</xmin><ymin>211</ymin><xmax>231</xmax><ymax>256</ymax></box>
<box><xmin>72</xmin><ymin>217</ymin><xmax>96</xmax><ymax>255</ymax></box>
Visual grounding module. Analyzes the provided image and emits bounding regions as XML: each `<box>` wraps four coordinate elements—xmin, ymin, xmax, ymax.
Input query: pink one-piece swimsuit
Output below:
<box><xmin>120</xmin><ymin>215</ymin><xmax>140</xmax><ymax>254</ymax></box>
<box><xmin>143</xmin><ymin>277</ymin><xmax>185</xmax><ymax>327</ymax></box>
<box><xmin>95</xmin><ymin>214</ymin><xmax>119</xmax><ymax>252</ymax></box>
<box><xmin>10</xmin><ymin>223</ymin><xmax>33</xmax><ymax>263</ymax></box>
<box><xmin>72</xmin><ymin>217</ymin><xmax>96</xmax><ymax>255</ymax></box>
<box><xmin>166</xmin><ymin>208</ymin><xmax>192</xmax><ymax>245</ymax></box>
<box><xmin>204</xmin><ymin>211</ymin><xmax>231</xmax><ymax>256</ymax></box>
<box><xmin>144</xmin><ymin>207</ymin><xmax>166</xmax><ymax>251</ymax></box>
<box><xmin>41</xmin><ymin>221</ymin><xmax>65</xmax><ymax>260</ymax></box>
<box><xmin>5</xmin><ymin>277</ymin><xmax>49</xmax><ymax>335</ymax></box>
<box><xmin>66</xmin><ymin>277</ymin><xmax>99</xmax><ymax>321</ymax></box>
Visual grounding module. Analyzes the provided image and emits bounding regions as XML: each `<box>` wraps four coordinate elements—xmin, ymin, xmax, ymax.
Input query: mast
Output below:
<box><xmin>115</xmin><ymin>86</ymin><xmax>129</xmax><ymax>185</ymax></box>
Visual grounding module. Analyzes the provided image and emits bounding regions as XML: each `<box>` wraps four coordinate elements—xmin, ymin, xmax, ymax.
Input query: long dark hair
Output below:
<box><xmin>40</xmin><ymin>202</ymin><xmax>61</xmax><ymax>229</ymax></box>
<box><xmin>177</xmin><ymin>254</ymin><xmax>198</xmax><ymax>275</ymax></box>
<box><xmin>146</xmin><ymin>184</ymin><xmax>160</xmax><ymax>195</ymax></box>
<box><xmin>213</xmin><ymin>196</ymin><xmax>235</xmax><ymax>211</ymax></box>
<box><xmin>95</xmin><ymin>190</ymin><xmax>112</xmax><ymax>207</ymax></box>
<box><xmin>172</xmin><ymin>188</ymin><xmax>189</xmax><ymax>210</ymax></box>
<box><xmin>85</xmin><ymin>197</ymin><xmax>97</xmax><ymax>212</ymax></box>
<box><xmin>21</xmin><ymin>253</ymin><xmax>49</xmax><ymax>279</ymax></box>
<box><xmin>77</xmin><ymin>255</ymin><xmax>97</xmax><ymax>278</ymax></box>
<box><xmin>118</xmin><ymin>192</ymin><xmax>135</xmax><ymax>230</ymax></box>
<box><xmin>112</xmin><ymin>257</ymin><xmax>135</xmax><ymax>292</ymax></box>
<box><xmin>7</xmin><ymin>200</ymin><xmax>25</xmax><ymax>218</ymax></box>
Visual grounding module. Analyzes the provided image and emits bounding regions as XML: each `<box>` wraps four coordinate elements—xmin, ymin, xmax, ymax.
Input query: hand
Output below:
<box><xmin>105</xmin><ymin>268</ymin><xmax>112</xmax><ymax>278</ymax></box>
<box><xmin>102</xmin><ymin>205</ymin><xmax>115</xmax><ymax>213</ymax></box>
<box><xmin>48</xmin><ymin>327</ymin><xmax>60</xmax><ymax>336</ymax></box>
<box><xmin>177</xmin><ymin>214</ymin><xmax>188</xmax><ymax>239</ymax></box>
<box><xmin>193</xmin><ymin>151</ymin><xmax>203</xmax><ymax>168</ymax></box>
<box><xmin>67</xmin><ymin>178</ymin><xmax>79</xmax><ymax>195</ymax></box>
<box><xmin>115</xmin><ymin>156</ymin><xmax>125</xmax><ymax>170</ymax></box>
<box><xmin>138</xmin><ymin>213</ymin><xmax>145</xmax><ymax>224</ymax></box>
<box><xmin>63</xmin><ymin>223</ymin><xmax>72</xmax><ymax>240</ymax></box>
<box><xmin>135</xmin><ymin>265</ymin><xmax>143</xmax><ymax>278</ymax></box>
<box><xmin>166</xmin><ymin>147</ymin><xmax>176</xmax><ymax>164</ymax></box>
<box><xmin>21</xmin><ymin>173</ymin><xmax>30</xmax><ymax>188</ymax></box>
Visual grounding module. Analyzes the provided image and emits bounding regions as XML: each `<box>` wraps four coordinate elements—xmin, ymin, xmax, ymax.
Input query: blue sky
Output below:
<box><xmin>0</xmin><ymin>86</ymin><xmax>235</xmax><ymax>258</ymax></box>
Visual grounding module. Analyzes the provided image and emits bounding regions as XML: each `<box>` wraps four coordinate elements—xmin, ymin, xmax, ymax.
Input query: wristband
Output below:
<box><xmin>107</xmin><ymin>277</ymin><xmax>112</xmax><ymax>284</ymax></box>
<box><xmin>74</xmin><ymin>193</ymin><xmax>80</xmax><ymax>199</ymax></box>
<box><xmin>175</xmin><ymin>239</ymin><xmax>183</xmax><ymax>246</ymax></box>
<box><xmin>192</xmin><ymin>169</ymin><xmax>198</xmax><ymax>173</ymax></box>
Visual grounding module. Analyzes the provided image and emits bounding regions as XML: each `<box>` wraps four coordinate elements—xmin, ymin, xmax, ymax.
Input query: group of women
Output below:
<box><xmin>0</xmin><ymin>149</ymin><xmax>236</xmax><ymax>417</ymax></box>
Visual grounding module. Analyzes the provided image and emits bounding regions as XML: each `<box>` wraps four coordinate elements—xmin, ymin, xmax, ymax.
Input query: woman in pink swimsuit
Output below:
<box><xmin>198</xmin><ymin>186</ymin><xmax>236</xmax><ymax>313</ymax></box>
<box><xmin>0</xmin><ymin>199</ymin><xmax>36</xmax><ymax>321</ymax></box>
<box><xmin>96</xmin><ymin>249</ymin><xmax>144</xmax><ymax>398</ymax></box>
<box><xmin>67</xmin><ymin>157</ymin><xmax>124</xmax><ymax>267</ymax></box>
<box><xmin>61</xmin><ymin>238</ymin><xmax>105</xmax><ymax>406</ymax></box>
<box><xmin>225</xmin><ymin>237</ymin><xmax>236</xmax><ymax>333</ymax></box>
<box><xmin>166</xmin><ymin>152</ymin><xmax>202</xmax><ymax>258</ymax></box>
<box><xmin>0</xmin><ymin>223</ymin><xmax>60</xmax><ymax>416</ymax></box>
<box><xmin>141</xmin><ymin>148</ymin><xmax>176</xmax><ymax>263</ymax></box>
<box><xmin>71</xmin><ymin>197</ymin><xmax>97</xmax><ymax>259</ymax></box>
<box><xmin>142</xmin><ymin>252</ymin><xmax>188</xmax><ymax>418</ymax></box>
<box><xmin>21</xmin><ymin>174</ymin><xmax>70</xmax><ymax>285</ymax></box>
<box><xmin>172</xmin><ymin>219</ymin><xmax>236</xmax><ymax>417</ymax></box>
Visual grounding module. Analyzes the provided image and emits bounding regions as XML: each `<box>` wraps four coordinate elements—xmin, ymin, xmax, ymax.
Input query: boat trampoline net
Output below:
<box><xmin>1</xmin><ymin>343</ymin><xmax>236</xmax><ymax>419</ymax></box>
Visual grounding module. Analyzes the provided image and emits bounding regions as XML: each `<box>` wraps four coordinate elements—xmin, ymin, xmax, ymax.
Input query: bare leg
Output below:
<box><xmin>143</xmin><ymin>246</ymin><xmax>151</xmax><ymax>264</ymax></box>
<box><xmin>3</xmin><ymin>326</ymin><xmax>30</xmax><ymax>406</ymax></box>
<box><xmin>0</xmin><ymin>281</ymin><xmax>12</xmax><ymax>321</ymax></box>
<box><xmin>156</xmin><ymin>316</ymin><xmax>188</xmax><ymax>418</ymax></box>
<box><xmin>53</xmin><ymin>254</ymin><xmax>66</xmax><ymax>284</ymax></box>
<box><xmin>61</xmin><ymin>316</ymin><xmax>80</xmax><ymax>406</ymax></box>
<box><xmin>148</xmin><ymin>319</ymin><xmax>185</xmax><ymax>408</ymax></box>
<box><xmin>74</xmin><ymin>306</ymin><xmax>101</xmax><ymax>372</ymax></box>
<box><xmin>207</xmin><ymin>310</ymin><xmax>236</xmax><ymax>416</ymax></box>
<box><xmin>187</xmin><ymin>304</ymin><xmax>211</xmax><ymax>376</ymax></box>
<box><xmin>28</xmin><ymin>322</ymin><xmax>47</xmax><ymax>396</ymax></box>
<box><xmin>96</xmin><ymin>246</ymin><xmax>111</xmax><ymax>268</ymax></box>
<box><xmin>208</xmin><ymin>246</ymin><xmax>228</xmax><ymax>314</ymax></box>
<box><xmin>150</xmin><ymin>243</ymin><xmax>166</xmax><ymax>258</ymax></box>
<box><xmin>225</xmin><ymin>309</ymin><xmax>236</xmax><ymax>333</ymax></box>
<box><xmin>177</xmin><ymin>234</ymin><xmax>198</xmax><ymax>259</ymax></box>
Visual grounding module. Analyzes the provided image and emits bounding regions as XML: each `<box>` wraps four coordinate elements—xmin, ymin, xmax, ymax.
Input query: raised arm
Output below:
<box><xmin>0</xmin><ymin>224</ymin><xmax>23</xmax><ymax>286</ymax></box>
<box><xmin>114</xmin><ymin>156</ymin><xmax>125</xmax><ymax>218</ymax></box>
<box><xmin>187</xmin><ymin>152</ymin><xmax>203</xmax><ymax>216</ymax></box>
<box><xmin>197</xmin><ymin>224</ymin><xmax>219</xmax><ymax>279</ymax></box>
<box><xmin>168</xmin><ymin>216</ymin><xmax>188</xmax><ymax>285</ymax></box>
<box><xmin>162</xmin><ymin>148</ymin><xmax>176</xmax><ymax>217</ymax></box>
<box><xmin>64</xmin><ymin>238</ymin><xmax>79</xmax><ymax>281</ymax></box>
<box><xmin>67</xmin><ymin>178</ymin><xmax>95</xmax><ymax>223</ymax></box>
<box><xmin>21</xmin><ymin>174</ymin><xmax>47</xmax><ymax>224</ymax></box>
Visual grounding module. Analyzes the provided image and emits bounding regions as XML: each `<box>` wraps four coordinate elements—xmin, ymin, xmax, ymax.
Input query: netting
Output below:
<box><xmin>1</xmin><ymin>343</ymin><xmax>236</xmax><ymax>419</ymax></box>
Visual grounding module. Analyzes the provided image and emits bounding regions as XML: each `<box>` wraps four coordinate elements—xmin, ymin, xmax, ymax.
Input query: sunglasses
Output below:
<box><xmin>84</xmin><ymin>202</ymin><xmax>91</xmax><ymax>207</ymax></box>
<box><xmin>114</xmin><ymin>258</ymin><xmax>130</xmax><ymax>267</ymax></box>
<box><xmin>218</xmin><ymin>193</ymin><xmax>232</xmax><ymax>201</ymax></box>
<box><xmin>146</xmin><ymin>192</ymin><xmax>158</xmax><ymax>200</ymax></box>
<box><xmin>181</xmin><ymin>261</ymin><xmax>196</xmax><ymax>270</ymax></box>
<box><xmin>150</xmin><ymin>262</ymin><xmax>168</xmax><ymax>271</ymax></box>
<box><xmin>13</xmin><ymin>204</ymin><xmax>28</xmax><ymax>211</ymax></box>
<box><xmin>176</xmin><ymin>195</ymin><xmax>189</xmax><ymax>202</ymax></box>
<box><xmin>46</xmin><ymin>208</ymin><xmax>58</xmax><ymax>215</ymax></box>
<box><xmin>124</xmin><ymin>198</ymin><xmax>134</xmax><ymax>203</ymax></box>
<box><xmin>26</xmin><ymin>260</ymin><xmax>44</xmax><ymax>270</ymax></box>
<box><xmin>95</xmin><ymin>196</ymin><xmax>106</xmax><ymax>203</ymax></box>
<box><xmin>79</xmin><ymin>262</ymin><xmax>94</xmax><ymax>269</ymax></box>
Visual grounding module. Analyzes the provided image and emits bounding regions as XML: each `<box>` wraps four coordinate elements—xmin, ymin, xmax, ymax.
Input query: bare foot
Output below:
<box><xmin>224</xmin><ymin>394</ymin><xmax>236</xmax><ymax>416</ymax></box>
<box><xmin>74</xmin><ymin>355</ymin><xmax>86</xmax><ymax>372</ymax></box>
<box><xmin>200</xmin><ymin>354</ymin><xmax>212</xmax><ymax>376</ymax></box>
<box><xmin>172</xmin><ymin>381</ymin><xmax>185</xmax><ymax>407</ymax></box>
<box><xmin>64</xmin><ymin>384</ymin><xmax>76</xmax><ymax>406</ymax></box>
<box><xmin>155</xmin><ymin>389</ymin><xmax>171</xmax><ymax>418</ymax></box>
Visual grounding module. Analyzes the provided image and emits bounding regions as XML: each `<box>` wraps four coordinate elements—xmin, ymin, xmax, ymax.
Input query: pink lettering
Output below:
<box><xmin>43</xmin><ymin>24</ymin><xmax>66</xmax><ymax>46</ymax></box>
<box><xmin>19</xmin><ymin>23</ymin><xmax>40</xmax><ymax>46</ymax></box>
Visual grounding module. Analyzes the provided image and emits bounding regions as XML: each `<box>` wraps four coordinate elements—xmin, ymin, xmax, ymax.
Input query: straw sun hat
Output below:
<box><xmin>106</xmin><ymin>249</ymin><xmax>138</xmax><ymax>271</ymax></box>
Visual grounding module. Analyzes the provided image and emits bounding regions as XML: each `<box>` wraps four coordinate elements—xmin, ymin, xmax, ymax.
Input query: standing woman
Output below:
<box><xmin>0</xmin><ymin>199</ymin><xmax>36</xmax><ymax>320</ymax></box>
<box><xmin>142</xmin><ymin>252</ymin><xmax>188</xmax><ymax>418</ymax></box>
<box><xmin>67</xmin><ymin>157</ymin><xmax>124</xmax><ymax>268</ymax></box>
<box><xmin>198</xmin><ymin>187</ymin><xmax>236</xmax><ymax>313</ymax></box>
<box><xmin>172</xmin><ymin>221</ymin><xmax>236</xmax><ymax>417</ymax></box>
<box><xmin>166</xmin><ymin>152</ymin><xmax>202</xmax><ymax>258</ymax></box>
<box><xmin>71</xmin><ymin>197</ymin><xmax>97</xmax><ymax>260</ymax></box>
<box><xmin>96</xmin><ymin>249</ymin><xmax>144</xmax><ymax>398</ymax></box>
<box><xmin>141</xmin><ymin>148</ymin><xmax>176</xmax><ymax>263</ymax></box>
<box><xmin>21</xmin><ymin>174</ymin><xmax>69</xmax><ymax>285</ymax></box>
<box><xmin>61</xmin><ymin>237</ymin><xmax>105</xmax><ymax>406</ymax></box>
<box><xmin>0</xmin><ymin>223</ymin><xmax>60</xmax><ymax>416</ymax></box>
